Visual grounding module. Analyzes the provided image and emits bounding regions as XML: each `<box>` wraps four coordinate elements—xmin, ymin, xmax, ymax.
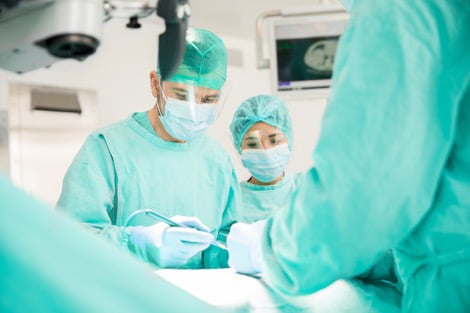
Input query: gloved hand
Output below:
<box><xmin>130</xmin><ymin>215</ymin><xmax>214</xmax><ymax>268</ymax></box>
<box><xmin>227</xmin><ymin>220</ymin><xmax>267</xmax><ymax>274</ymax></box>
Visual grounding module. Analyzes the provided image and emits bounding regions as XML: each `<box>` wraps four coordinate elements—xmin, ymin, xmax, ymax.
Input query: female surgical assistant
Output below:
<box><xmin>228</xmin><ymin>94</ymin><xmax>303</xmax><ymax>224</ymax></box>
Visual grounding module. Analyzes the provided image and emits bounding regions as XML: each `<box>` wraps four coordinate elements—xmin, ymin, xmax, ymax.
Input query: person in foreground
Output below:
<box><xmin>227</xmin><ymin>1</ymin><xmax>470</xmax><ymax>312</ymax></box>
<box><xmin>0</xmin><ymin>174</ymin><xmax>230</xmax><ymax>313</ymax></box>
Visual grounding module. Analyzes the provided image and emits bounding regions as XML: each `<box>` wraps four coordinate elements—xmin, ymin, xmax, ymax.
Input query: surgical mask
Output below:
<box><xmin>241</xmin><ymin>143</ymin><xmax>290</xmax><ymax>183</ymax></box>
<box><xmin>159</xmin><ymin>98</ymin><xmax>217</xmax><ymax>141</ymax></box>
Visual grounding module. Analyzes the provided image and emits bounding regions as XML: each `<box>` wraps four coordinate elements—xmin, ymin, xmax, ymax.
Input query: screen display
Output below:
<box><xmin>276</xmin><ymin>35</ymin><xmax>339</xmax><ymax>90</ymax></box>
<box><xmin>268</xmin><ymin>10</ymin><xmax>349</xmax><ymax>97</ymax></box>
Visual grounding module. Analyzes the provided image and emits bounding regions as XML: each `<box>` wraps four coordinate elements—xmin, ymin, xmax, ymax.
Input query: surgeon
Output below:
<box><xmin>228</xmin><ymin>94</ymin><xmax>303</xmax><ymax>223</ymax></box>
<box><xmin>57</xmin><ymin>27</ymin><xmax>239</xmax><ymax>269</ymax></box>
<box><xmin>227</xmin><ymin>1</ymin><xmax>470</xmax><ymax>312</ymax></box>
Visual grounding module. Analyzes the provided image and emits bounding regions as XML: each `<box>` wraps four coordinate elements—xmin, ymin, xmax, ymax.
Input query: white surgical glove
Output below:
<box><xmin>130</xmin><ymin>215</ymin><xmax>214</xmax><ymax>268</ymax></box>
<box><xmin>227</xmin><ymin>220</ymin><xmax>267</xmax><ymax>274</ymax></box>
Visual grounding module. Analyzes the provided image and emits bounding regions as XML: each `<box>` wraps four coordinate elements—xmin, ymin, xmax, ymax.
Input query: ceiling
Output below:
<box><xmin>188</xmin><ymin>0</ymin><xmax>339</xmax><ymax>40</ymax></box>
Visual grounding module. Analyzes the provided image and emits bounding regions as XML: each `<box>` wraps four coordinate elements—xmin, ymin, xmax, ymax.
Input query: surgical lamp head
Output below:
<box><xmin>0</xmin><ymin>0</ymin><xmax>190</xmax><ymax>76</ymax></box>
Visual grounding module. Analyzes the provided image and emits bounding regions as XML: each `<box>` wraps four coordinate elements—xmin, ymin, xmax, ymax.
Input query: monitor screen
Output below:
<box><xmin>276</xmin><ymin>35</ymin><xmax>339</xmax><ymax>91</ymax></box>
<box><xmin>268</xmin><ymin>10</ymin><xmax>349</xmax><ymax>98</ymax></box>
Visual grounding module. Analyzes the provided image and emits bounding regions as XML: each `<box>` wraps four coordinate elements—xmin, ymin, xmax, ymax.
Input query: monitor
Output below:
<box><xmin>268</xmin><ymin>10</ymin><xmax>349</xmax><ymax>99</ymax></box>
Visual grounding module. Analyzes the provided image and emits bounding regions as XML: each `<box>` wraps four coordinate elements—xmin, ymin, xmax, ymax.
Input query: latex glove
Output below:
<box><xmin>130</xmin><ymin>215</ymin><xmax>214</xmax><ymax>267</ymax></box>
<box><xmin>227</xmin><ymin>220</ymin><xmax>267</xmax><ymax>274</ymax></box>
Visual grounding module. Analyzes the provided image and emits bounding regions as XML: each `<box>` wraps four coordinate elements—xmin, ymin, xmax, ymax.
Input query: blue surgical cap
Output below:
<box><xmin>230</xmin><ymin>95</ymin><xmax>293</xmax><ymax>153</ymax></box>
<box><xmin>157</xmin><ymin>27</ymin><xmax>227</xmax><ymax>90</ymax></box>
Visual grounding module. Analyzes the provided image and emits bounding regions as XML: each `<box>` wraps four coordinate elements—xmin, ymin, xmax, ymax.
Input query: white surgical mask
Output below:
<box><xmin>160</xmin><ymin>98</ymin><xmax>217</xmax><ymax>141</ymax></box>
<box><xmin>241</xmin><ymin>143</ymin><xmax>291</xmax><ymax>183</ymax></box>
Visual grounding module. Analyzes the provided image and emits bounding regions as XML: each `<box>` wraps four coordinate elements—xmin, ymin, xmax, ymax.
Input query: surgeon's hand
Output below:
<box><xmin>130</xmin><ymin>215</ymin><xmax>214</xmax><ymax>268</ymax></box>
<box><xmin>227</xmin><ymin>220</ymin><xmax>267</xmax><ymax>274</ymax></box>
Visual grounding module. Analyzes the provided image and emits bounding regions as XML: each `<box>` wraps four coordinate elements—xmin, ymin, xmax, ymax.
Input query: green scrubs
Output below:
<box><xmin>236</xmin><ymin>173</ymin><xmax>303</xmax><ymax>223</ymax></box>
<box><xmin>57</xmin><ymin>112</ymin><xmax>239</xmax><ymax>268</ymax></box>
<box><xmin>262</xmin><ymin>1</ymin><xmax>470</xmax><ymax>312</ymax></box>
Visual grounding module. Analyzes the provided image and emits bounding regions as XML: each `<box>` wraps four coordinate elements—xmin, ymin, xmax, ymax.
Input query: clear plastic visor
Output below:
<box><xmin>241</xmin><ymin>128</ymin><xmax>288</xmax><ymax>150</ymax></box>
<box><xmin>157</xmin><ymin>80</ymin><xmax>230</xmax><ymax>121</ymax></box>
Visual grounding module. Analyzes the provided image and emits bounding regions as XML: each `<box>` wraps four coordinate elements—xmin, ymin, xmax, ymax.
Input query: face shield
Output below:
<box><xmin>241</xmin><ymin>129</ymin><xmax>288</xmax><ymax>151</ymax></box>
<box><xmin>156</xmin><ymin>80</ymin><xmax>230</xmax><ymax>141</ymax></box>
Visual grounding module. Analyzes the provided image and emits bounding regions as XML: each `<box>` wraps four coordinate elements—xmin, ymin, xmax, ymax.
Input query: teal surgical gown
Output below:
<box><xmin>239</xmin><ymin>172</ymin><xmax>402</xmax><ymax>296</ymax></box>
<box><xmin>57</xmin><ymin>111</ymin><xmax>239</xmax><ymax>269</ymax></box>
<box><xmin>262</xmin><ymin>1</ymin><xmax>470</xmax><ymax>312</ymax></box>
<box><xmin>0</xmin><ymin>174</ymin><xmax>239</xmax><ymax>313</ymax></box>
<box><xmin>236</xmin><ymin>173</ymin><xmax>304</xmax><ymax>223</ymax></box>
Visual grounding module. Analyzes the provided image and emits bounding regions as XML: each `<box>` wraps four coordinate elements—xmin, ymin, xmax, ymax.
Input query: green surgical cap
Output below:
<box><xmin>157</xmin><ymin>28</ymin><xmax>227</xmax><ymax>90</ymax></box>
<box><xmin>230</xmin><ymin>95</ymin><xmax>293</xmax><ymax>153</ymax></box>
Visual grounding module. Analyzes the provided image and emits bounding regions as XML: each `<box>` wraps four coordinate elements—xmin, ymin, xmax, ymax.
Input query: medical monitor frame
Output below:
<box><xmin>268</xmin><ymin>10</ymin><xmax>349</xmax><ymax>99</ymax></box>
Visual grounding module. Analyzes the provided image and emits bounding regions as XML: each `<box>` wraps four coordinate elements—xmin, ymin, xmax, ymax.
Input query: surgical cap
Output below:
<box><xmin>157</xmin><ymin>28</ymin><xmax>227</xmax><ymax>90</ymax></box>
<box><xmin>230</xmin><ymin>95</ymin><xmax>293</xmax><ymax>153</ymax></box>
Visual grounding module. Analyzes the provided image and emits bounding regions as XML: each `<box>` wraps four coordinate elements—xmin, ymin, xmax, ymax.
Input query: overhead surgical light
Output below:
<box><xmin>0</xmin><ymin>0</ymin><xmax>189</xmax><ymax>79</ymax></box>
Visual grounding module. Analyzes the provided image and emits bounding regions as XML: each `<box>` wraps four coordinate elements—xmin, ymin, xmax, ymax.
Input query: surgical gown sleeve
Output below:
<box><xmin>262</xmin><ymin>1</ymin><xmax>470</xmax><ymax>296</ymax></box>
<box><xmin>57</xmin><ymin>133</ymin><xmax>127</xmax><ymax>248</ymax></box>
<box><xmin>58</xmin><ymin>130</ymin><xmax>241</xmax><ymax>268</ymax></box>
<box><xmin>0</xmin><ymin>175</ymin><xmax>234</xmax><ymax>313</ymax></box>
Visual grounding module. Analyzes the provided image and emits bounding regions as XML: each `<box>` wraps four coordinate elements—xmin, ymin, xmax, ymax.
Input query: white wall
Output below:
<box><xmin>7</xmin><ymin>83</ymin><xmax>98</xmax><ymax>205</ymax></box>
<box><xmin>0</xmin><ymin>109</ymin><xmax>8</xmax><ymax>176</ymax></box>
<box><xmin>0</xmin><ymin>16</ymin><xmax>328</xmax><ymax>202</ymax></box>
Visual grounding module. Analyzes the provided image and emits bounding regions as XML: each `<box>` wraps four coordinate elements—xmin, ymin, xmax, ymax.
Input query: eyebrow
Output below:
<box><xmin>268</xmin><ymin>132</ymin><xmax>283</xmax><ymax>138</ymax></box>
<box><xmin>171</xmin><ymin>88</ymin><xmax>219</xmax><ymax>99</ymax></box>
<box><xmin>172</xmin><ymin>88</ymin><xmax>188</xmax><ymax>93</ymax></box>
<box><xmin>243</xmin><ymin>136</ymin><xmax>259</xmax><ymax>141</ymax></box>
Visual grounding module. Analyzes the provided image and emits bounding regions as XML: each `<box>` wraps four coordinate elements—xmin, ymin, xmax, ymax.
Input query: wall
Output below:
<box><xmin>7</xmin><ymin>83</ymin><xmax>98</xmax><ymax>205</ymax></box>
<box><xmin>0</xmin><ymin>16</ymin><xmax>327</xmax><ymax>202</ymax></box>
<box><xmin>0</xmin><ymin>109</ymin><xmax>8</xmax><ymax>176</ymax></box>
